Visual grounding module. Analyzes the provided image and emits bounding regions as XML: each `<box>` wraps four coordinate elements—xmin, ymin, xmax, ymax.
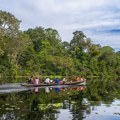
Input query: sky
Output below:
<box><xmin>0</xmin><ymin>0</ymin><xmax>120</xmax><ymax>51</ymax></box>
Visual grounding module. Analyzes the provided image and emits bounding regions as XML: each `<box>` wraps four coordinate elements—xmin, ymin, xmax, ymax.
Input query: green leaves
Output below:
<box><xmin>0</xmin><ymin>11</ymin><xmax>120</xmax><ymax>79</ymax></box>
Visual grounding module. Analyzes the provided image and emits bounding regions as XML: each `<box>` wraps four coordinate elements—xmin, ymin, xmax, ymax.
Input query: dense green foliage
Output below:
<box><xmin>0</xmin><ymin>10</ymin><xmax>120</xmax><ymax>80</ymax></box>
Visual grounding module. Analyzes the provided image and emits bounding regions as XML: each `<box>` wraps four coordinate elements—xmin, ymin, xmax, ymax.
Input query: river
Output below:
<box><xmin>0</xmin><ymin>78</ymin><xmax>120</xmax><ymax>120</ymax></box>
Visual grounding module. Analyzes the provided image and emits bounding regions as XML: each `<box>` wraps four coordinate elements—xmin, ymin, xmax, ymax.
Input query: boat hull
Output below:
<box><xmin>21</xmin><ymin>81</ymin><xmax>86</xmax><ymax>87</ymax></box>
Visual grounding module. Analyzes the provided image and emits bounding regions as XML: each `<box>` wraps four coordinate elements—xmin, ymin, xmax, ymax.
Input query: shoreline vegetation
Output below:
<box><xmin>0</xmin><ymin>10</ymin><xmax>120</xmax><ymax>83</ymax></box>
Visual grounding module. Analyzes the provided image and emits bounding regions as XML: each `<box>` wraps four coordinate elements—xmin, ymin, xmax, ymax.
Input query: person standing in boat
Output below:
<box><xmin>34</xmin><ymin>77</ymin><xmax>39</xmax><ymax>85</ymax></box>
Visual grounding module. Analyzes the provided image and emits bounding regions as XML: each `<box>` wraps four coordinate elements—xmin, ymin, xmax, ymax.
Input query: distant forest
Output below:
<box><xmin>0</xmin><ymin>10</ymin><xmax>120</xmax><ymax>79</ymax></box>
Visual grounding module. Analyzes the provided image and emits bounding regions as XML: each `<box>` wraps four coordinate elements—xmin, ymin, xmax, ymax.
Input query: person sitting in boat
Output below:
<box><xmin>44</xmin><ymin>78</ymin><xmax>50</xmax><ymax>84</ymax></box>
<box><xmin>34</xmin><ymin>77</ymin><xmax>39</xmax><ymax>85</ymax></box>
<box><xmin>73</xmin><ymin>76</ymin><xmax>85</xmax><ymax>82</ymax></box>
<box><xmin>55</xmin><ymin>78</ymin><xmax>60</xmax><ymax>84</ymax></box>
<box><xmin>62</xmin><ymin>77</ymin><xmax>67</xmax><ymax>84</ymax></box>
<box><xmin>59</xmin><ymin>78</ymin><xmax>67</xmax><ymax>84</ymax></box>
<box><xmin>27</xmin><ymin>76</ymin><xmax>34</xmax><ymax>84</ymax></box>
<box><xmin>50</xmin><ymin>79</ymin><xmax>53</xmax><ymax>83</ymax></box>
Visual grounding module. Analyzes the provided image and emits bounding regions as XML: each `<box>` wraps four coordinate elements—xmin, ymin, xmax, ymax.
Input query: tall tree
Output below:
<box><xmin>0</xmin><ymin>10</ymin><xmax>30</xmax><ymax>76</ymax></box>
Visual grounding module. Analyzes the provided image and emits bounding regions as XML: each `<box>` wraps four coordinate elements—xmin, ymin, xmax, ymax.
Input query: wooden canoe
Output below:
<box><xmin>21</xmin><ymin>81</ymin><xmax>86</xmax><ymax>87</ymax></box>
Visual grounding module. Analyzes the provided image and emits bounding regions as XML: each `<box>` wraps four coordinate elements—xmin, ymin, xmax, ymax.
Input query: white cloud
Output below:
<box><xmin>0</xmin><ymin>0</ymin><xmax>120</xmax><ymax>50</ymax></box>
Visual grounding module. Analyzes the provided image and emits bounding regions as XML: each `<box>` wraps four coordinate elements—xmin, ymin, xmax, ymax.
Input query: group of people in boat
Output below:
<box><xmin>27</xmin><ymin>76</ymin><xmax>67</xmax><ymax>85</ymax></box>
<box><xmin>27</xmin><ymin>76</ymin><xmax>86</xmax><ymax>85</ymax></box>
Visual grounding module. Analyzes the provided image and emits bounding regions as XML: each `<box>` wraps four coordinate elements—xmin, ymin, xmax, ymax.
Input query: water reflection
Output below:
<box><xmin>1</xmin><ymin>78</ymin><xmax>120</xmax><ymax>120</ymax></box>
<box><xmin>45</xmin><ymin>87</ymin><xmax>50</xmax><ymax>93</ymax></box>
<box><xmin>0</xmin><ymin>83</ymin><xmax>29</xmax><ymax>94</ymax></box>
<box><xmin>30</xmin><ymin>86</ymin><xmax>88</xmax><ymax>120</ymax></box>
<box><xmin>1</xmin><ymin>112</ymin><xmax>15</xmax><ymax>120</ymax></box>
<box><xmin>34</xmin><ymin>87</ymin><xmax>39</xmax><ymax>93</ymax></box>
<box><xmin>32</xmin><ymin>86</ymin><xmax>86</xmax><ymax>94</ymax></box>
<box><xmin>55</xmin><ymin>87</ymin><xmax>59</xmax><ymax>93</ymax></box>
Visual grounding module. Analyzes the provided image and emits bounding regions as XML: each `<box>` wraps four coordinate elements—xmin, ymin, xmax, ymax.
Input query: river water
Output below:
<box><xmin>0</xmin><ymin>79</ymin><xmax>120</xmax><ymax>120</ymax></box>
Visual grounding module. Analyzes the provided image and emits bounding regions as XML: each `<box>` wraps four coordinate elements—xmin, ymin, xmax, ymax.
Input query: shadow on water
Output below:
<box><xmin>0</xmin><ymin>77</ymin><xmax>120</xmax><ymax>119</ymax></box>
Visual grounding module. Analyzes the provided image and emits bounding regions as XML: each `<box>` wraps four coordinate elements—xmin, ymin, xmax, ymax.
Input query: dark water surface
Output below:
<box><xmin>0</xmin><ymin>79</ymin><xmax>120</xmax><ymax>120</ymax></box>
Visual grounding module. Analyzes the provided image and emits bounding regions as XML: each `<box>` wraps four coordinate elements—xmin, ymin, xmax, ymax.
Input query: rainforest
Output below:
<box><xmin>0</xmin><ymin>10</ymin><xmax>120</xmax><ymax>83</ymax></box>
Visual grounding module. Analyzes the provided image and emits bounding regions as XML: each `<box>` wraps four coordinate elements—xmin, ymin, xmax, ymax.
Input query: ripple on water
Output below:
<box><xmin>85</xmin><ymin>115</ymin><xmax>120</xmax><ymax>120</ymax></box>
<box><xmin>0</xmin><ymin>83</ymin><xmax>29</xmax><ymax>94</ymax></box>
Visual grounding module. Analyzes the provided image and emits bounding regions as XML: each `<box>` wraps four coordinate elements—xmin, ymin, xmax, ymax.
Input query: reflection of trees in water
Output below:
<box><xmin>26</xmin><ymin>80</ymin><xmax>120</xmax><ymax>120</ymax></box>
<box><xmin>26</xmin><ymin>105</ymin><xmax>59</xmax><ymax>120</ymax></box>
<box><xmin>1</xmin><ymin>112</ymin><xmax>15</xmax><ymax>120</ymax></box>
<box><xmin>86</xmin><ymin>78</ymin><xmax>120</xmax><ymax>102</ymax></box>
<box><xmin>68</xmin><ymin>96</ymin><xmax>88</xmax><ymax>119</ymax></box>
<box><xmin>0</xmin><ymin>91</ymin><xmax>34</xmax><ymax>120</ymax></box>
<box><xmin>30</xmin><ymin>86</ymin><xmax>89</xmax><ymax>120</ymax></box>
<box><xmin>1</xmin><ymin>79</ymin><xmax>120</xmax><ymax>120</ymax></box>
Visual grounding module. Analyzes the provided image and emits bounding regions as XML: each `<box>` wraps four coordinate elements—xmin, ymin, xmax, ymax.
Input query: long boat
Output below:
<box><xmin>21</xmin><ymin>81</ymin><xmax>86</xmax><ymax>87</ymax></box>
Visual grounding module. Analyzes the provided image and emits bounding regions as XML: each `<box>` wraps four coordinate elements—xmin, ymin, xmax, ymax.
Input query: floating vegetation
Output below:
<box><xmin>116</xmin><ymin>104</ymin><xmax>120</xmax><ymax>106</ymax></box>
<box><xmin>52</xmin><ymin>103</ymin><xmax>63</xmax><ymax>108</ymax></box>
<box><xmin>10</xmin><ymin>105</ymin><xmax>16</xmax><ymax>108</ymax></box>
<box><xmin>17</xmin><ymin>117</ymin><xmax>20</xmax><ymax>119</ymax></box>
<box><xmin>15</xmin><ymin>107</ymin><xmax>20</xmax><ymax>110</ymax></box>
<box><xmin>5</xmin><ymin>107</ymin><xmax>14</xmax><ymax>111</ymax></box>
<box><xmin>5</xmin><ymin>103</ymin><xmax>10</xmax><ymax>106</ymax></box>
<box><xmin>71</xmin><ymin>101</ymin><xmax>76</xmax><ymax>104</ymax></box>
<box><xmin>18</xmin><ymin>100</ymin><xmax>23</xmax><ymax>103</ymax></box>
<box><xmin>38</xmin><ymin>103</ymin><xmax>63</xmax><ymax>111</ymax></box>
<box><xmin>38</xmin><ymin>104</ymin><xmax>51</xmax><ymax>111</ymax></box>
<box><xmin>114</xmin><ymin>113</ymin><xmax>120</xmax><ymax>115</ymax></box>
<box><xmin>5</xmin><ymin>108</ymin><xmax>10</xmax><ymax>110</ymax></box>
<box><xmin>104</xmin><ymin>104</ymin><xmax>111</xmax><ymax>107</ymax></box>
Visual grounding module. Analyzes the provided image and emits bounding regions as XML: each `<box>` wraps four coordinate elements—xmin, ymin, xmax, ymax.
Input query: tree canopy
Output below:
<box><xmin>0</xmin><ymin>10</ymin><xmax>120</xmax><ymax>81</ymax></box>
